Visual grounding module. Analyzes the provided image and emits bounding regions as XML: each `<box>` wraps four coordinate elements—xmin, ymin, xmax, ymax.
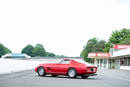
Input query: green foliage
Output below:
<box><xmin>21</xmin><ymin>44</ymin><xmax>57</xmax><ymax>57</ymax></box>
<box><xmin>21</xmin><ymin>44</ymin><xmax>34</xmax><ymax>57</ymax></box>
<box><xmin>46</xmin><ymin>52</ymin><xmax>55</xmax><ymax>57</ymax></box>
<box><xmin>80</xmin><ymin>38</ymin><xmax>106</xmax><ymax>63</ymax></box>
<box><xmin>0</xmin><ymin>43</ymin><xmax>11</xmax><ymax>57</ymax></box>
<box><xmin>120</xmin><ymin>37</ymin><xmax>130</xmax><ymax>45</ymax></box>
<box><xmin>119</xmin><ymin>33</ymin><xmax>130</xmax><ymax>45</ymax></box>
<box><xmin>56</xmin><ymin>55</ymin><xmax>67</xmax><ymax>57</ymax></box>
<box><xmin>32</xmin><ymin>44</ymin><xmax>47</xmax><ymax>57</ymax></box>
<box><xmin>103</xmin><ymin>42</ymin><xmax>111</xmax><ymax>52</ymax></box>
<box><xmin>104</xmin><ymin>28</ymin><xmax>130</xmax><ymax>52</ymax></box>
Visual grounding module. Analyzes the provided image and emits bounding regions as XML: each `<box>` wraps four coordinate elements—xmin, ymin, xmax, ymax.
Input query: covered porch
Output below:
<box><xmin>88</xmin><ymin>53</ymin><xmax>117</xmax><ymax>69</ymax></box>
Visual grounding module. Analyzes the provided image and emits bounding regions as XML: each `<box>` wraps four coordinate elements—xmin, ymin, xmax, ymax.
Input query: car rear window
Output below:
<box><xmin>60</xmin><ymin>60</ymin><xmax>71</xmax><ymax>64</ymax></box>
<box><xmin>74</xmin><ymin>59</ymin><xmax>92</xmax><ymax>66</ymax></box>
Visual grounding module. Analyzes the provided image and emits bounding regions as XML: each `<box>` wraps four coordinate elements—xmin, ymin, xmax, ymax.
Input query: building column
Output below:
<box><xmin>99</xmin><ymin>59</ymin><xmax>101</xmax><ymax>68</ymax></box>
<box><xmin>102</xmin><ymin>59</ymin><xmax>104</xmax><ymax>69</ymax></box>
<box><xmin>127</xmin><ymin>57</ymin><xmax>129</xmax><ymax>66</ymax></box>
<box><xmin>114</xmin><ymin>58</ymin><xmax>119</xmax><ymax>69</ymax></box>
<box><xmin>106</xmin><ymin>58</ymin><xmax>109</xmax><ymax>69</ymax></box>
<box><xmin>94</xmin><ymin>58</ymin><xmax>97</xmax><ymax>66</ymax></box>
<box><xmin>109</xmin><ymin>59</ymin><xmax>111</xmax><ymax>69</ymax></box>
<box><xmin>119</xmin><ymin>58</ymin><xmax>121</xmax><ymax>69</ymax></box>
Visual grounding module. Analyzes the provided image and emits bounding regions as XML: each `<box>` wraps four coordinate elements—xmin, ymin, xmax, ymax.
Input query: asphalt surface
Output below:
<box><xmin>0</xmin><ymin>69</ymin><xmax>130</xmax><ymax>87</ymax></box>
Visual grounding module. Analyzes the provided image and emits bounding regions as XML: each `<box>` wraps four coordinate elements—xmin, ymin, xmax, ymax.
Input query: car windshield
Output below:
<box><xmin>74</xmin><ymin>59</ymin><xmax>92</xmax><ymax>66</ymax></box>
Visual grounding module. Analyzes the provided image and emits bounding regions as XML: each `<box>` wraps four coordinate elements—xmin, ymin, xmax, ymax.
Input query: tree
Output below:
<box><xmin>95</xmin><ymin>40</ymin><xmax>106</xmax><ymax>52</ymax></box>
<box><xmin>32</xmin><ymin>44</ymin><xmax>47</xmax><ymax>57</ymax></box>
<box><xmin>80</xmin><ymin>38</ymin><xmax>106</xmax><ymax>63</ymax></box>
<box><xmin>0</xmin><ymin>43</ymin><xmax>11</xmax><ymax>57</ymax></box>
<box><xmin>104</xmin><ymin>28</ymin><xmax>130</xmax><ymax>52</ymax></box>
<box><xmin>56</xmin><ymin>55</ymin><xmax>67</xmax><ymax>57</ymax></box>
<box><xmin>46</xmin><ymin>52</ymin><xmax>55</xmax><ymax>57</ymax></box>
<box><xmin>120</xmin><ymin>37</ymin><xmax>130</xmax><ymax>45</ymax></box>
<box><xmin>21</xmin><ymin>44</ymin><xmax>34</xmax><ymax>57</ymax></box>
<box><xmin>103</xmin><ymin>42</ymin><xmax>111</xmax><ymax>52</ymax></box>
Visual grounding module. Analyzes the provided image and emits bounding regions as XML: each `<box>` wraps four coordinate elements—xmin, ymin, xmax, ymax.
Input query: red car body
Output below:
<box><xmin>35</xmin><ymin>59</ymin><xmax>97</xmax><ymax>78</ymax></box>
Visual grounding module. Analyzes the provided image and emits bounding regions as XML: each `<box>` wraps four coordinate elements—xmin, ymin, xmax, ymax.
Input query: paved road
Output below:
<box><xmin>0</xmin><ymin>69</ymin><xmax>130</xmax><ymax>87</ymax></box>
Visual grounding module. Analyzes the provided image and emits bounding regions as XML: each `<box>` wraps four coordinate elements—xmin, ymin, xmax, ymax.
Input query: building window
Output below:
<box><xmin>120</xmin><ymin>58</ymin><xmax>127</xmax><ymax>66</ymax></box>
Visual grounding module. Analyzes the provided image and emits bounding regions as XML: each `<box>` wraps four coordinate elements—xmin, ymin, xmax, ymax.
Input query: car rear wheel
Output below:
<box><xmin>81</xmin><ymin>75</ymin><xmax>89</xmax><ymax>78</ymax></box>
<box><xmin>68</xmin><ymin>68</ymin><xmax>77</xmax><ymax>78</ymax></box>
<box><xmin>37</xmin><ymin>66</ymin><xmax>46</xmax><ymax>76</ymax></box>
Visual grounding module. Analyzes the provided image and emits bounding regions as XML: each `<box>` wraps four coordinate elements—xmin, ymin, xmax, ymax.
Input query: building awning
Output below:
<box><xmin>88</xmin><ymin>53</ymin><xmax>111</xmax><ymax>58</ymax></box>
<box><xmin>112</xmin><ymin>48</ymin><xmax>130</xmax><ymax>58</ymax></box>
<box><xmin>113</xmin><ymin>45</ymin><xmax>130</xmax><ymax>49</ymax></box>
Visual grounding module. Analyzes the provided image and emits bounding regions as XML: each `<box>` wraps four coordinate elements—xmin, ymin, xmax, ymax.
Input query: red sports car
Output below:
<box><xmin>35</xmin><ymin>59</ymin><xmax>97</xmax><ymax>78</ymax></box>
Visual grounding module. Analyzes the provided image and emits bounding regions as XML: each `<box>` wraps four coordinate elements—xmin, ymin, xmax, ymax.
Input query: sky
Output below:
<box><xmin>0</xmin><ymin>0</ymin><xmax>130</xmax><ymax>57</ymax></box>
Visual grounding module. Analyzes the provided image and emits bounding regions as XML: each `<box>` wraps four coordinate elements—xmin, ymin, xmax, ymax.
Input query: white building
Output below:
<box><xmin>112</xmin><ymin>48</ymin><xmax>130</xmax><ymax>70</ymax></box>
<box><xmin>2</xmin><ymin>53</ymin><xmax>31</xmax><ymax>58</ymax></box>
<box><xmin>88</xmin><ymin>53</ymin><xmax>113</xmax><ymax>69</ymax></box>
<box><xmin>88</xmin><ymin>45</ymin><xmax>130</xmax><ymax>70</ymax></box>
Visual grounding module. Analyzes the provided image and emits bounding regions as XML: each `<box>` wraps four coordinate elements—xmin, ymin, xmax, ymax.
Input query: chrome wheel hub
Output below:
<box><xmin>69</xmin><ymin>69</ymin><xmax>75</xmax><ymax>77</ymax></box>
<box><xmin>38</xmin><ymin>68</ymin><xmax>44</xmax><ymax>75</ymax></box>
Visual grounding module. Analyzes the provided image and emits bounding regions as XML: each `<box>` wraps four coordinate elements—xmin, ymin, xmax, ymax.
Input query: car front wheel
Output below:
<box><xmin>37</xmin><ymin>66</ymin><xmax>46</xmax><ymax>76</ymax></box>
<box><xmin>68</xmin><ymin>68</ymin><xmax>77</xmax><ymax>78</ymax></box>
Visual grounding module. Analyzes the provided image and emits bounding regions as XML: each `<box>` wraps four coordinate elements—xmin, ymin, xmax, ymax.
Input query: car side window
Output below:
<box><xmin>60</xmin><ymin>60</ymin><xmax>71</xmax><ymax>64</ymax></box>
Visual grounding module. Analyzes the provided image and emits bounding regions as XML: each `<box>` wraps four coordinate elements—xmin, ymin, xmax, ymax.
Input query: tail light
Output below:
<box><xmin>86</xmin><ymin>67</ymin><xmax>97</xmax><ymax>72</ymax></box>
<box><xmin>90</xmin><ymin>68</ymin><xmax>94</xmax><ymax>72</ymax></box>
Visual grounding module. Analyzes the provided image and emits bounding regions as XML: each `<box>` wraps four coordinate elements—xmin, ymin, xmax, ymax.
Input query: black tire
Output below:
<box><xmin>68</xmin><ymin>68</ymin><xmax>77</xmax><ymax>78</ymax></box>
<box><xmin>37</xmin><ymin>66</ymin><xmax>46</xmax><ymax>76</ymax></box>
<box><xmin>81</xmin><ymin>75</ymin><xmax>89</xmax><ymax>79</ymax></box>
<box><xmin>52</xmin><ymin>75</ymin><xmax>57</xmax><ymax>77</ymax></box>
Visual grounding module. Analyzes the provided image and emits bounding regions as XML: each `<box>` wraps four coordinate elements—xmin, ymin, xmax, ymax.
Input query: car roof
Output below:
<box><xmin>63</xmin><ymin>58</ymin><xmax>81</xmax><ymax>62</ymax></box>
<box><xmin>63</xmin><ymin>58</ymin><xmax>75</xmax><ymax>61</ymax></box>
<box><xmin>63</xmin><ymin>59</ymin><xmax>71</xmax><ymax>61</ymax></box>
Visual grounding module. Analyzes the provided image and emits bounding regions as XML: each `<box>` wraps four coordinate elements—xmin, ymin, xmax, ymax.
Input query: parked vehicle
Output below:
<box><xmin>35</xmin><ymin>59</ymin><xmax>97</xmax><ymax>78</ymax></box>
